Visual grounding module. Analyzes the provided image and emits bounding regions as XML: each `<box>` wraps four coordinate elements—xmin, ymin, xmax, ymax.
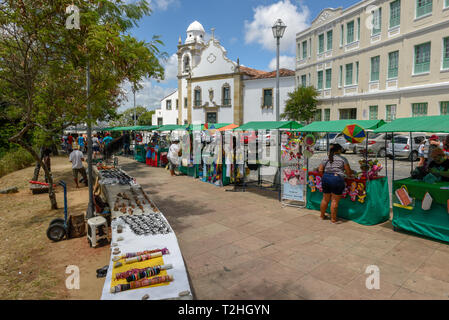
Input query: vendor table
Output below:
<box><xmin>393</xmin><ymin>178</ymin><xmax>449</xmax><ymax>243</ymax></box>
<box><xmin>134</xmin><ymin>145</ymin><xmax>146</xmax><ymax>163</ymax></box>
<box><xmin>179</xmin><ymin>164</ymin><xmax>199</xmax><ymax>178</ymax></box>
<box><xmin>306</xmin><ymin>172</ymin><xmax>390</xmax><ymax>226</ymax></box>
<box><xmin>94</xmin><ymin>167</ymin><xmax>193</xmax><ymax>300</ymax></box>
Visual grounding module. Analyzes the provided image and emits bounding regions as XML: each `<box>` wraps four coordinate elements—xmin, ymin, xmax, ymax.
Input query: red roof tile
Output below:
<box><xmin>239</xmin><ymin>66</ymin><xmax>294</xmax><ymax>79</ymax></box>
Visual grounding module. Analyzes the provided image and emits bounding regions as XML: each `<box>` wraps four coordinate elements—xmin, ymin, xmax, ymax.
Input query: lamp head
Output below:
<box><xmin>272</xmin><ymin>18</ymin><xmax>287</xmax><ymax>39</ymax></box>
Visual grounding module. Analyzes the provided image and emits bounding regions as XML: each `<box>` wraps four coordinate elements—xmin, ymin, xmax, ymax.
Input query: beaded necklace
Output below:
<box><xmin>111</xmin><ymin>275</ymin><xmax>173</xmax><ymax>293</ymax></box>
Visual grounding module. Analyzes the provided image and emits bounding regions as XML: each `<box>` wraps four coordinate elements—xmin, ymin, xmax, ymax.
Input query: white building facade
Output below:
<box><xmin>152</xmin><ymin>21</ymin><xmax>295</xmax><ymax>126</ymax></box>
<box><xmin>152</xmin><ymin>90</ymin><xmax>179</xmax><ymax>125</ymax></box>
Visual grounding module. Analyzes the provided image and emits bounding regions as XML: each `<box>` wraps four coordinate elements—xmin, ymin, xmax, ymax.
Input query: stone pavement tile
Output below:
<box><xmin>341</xmin><ymin>274</ymin><xmax>401</xmax><ymax>300</ymax></box>
<box><xmin>377</xmin><ymin>245</ymin><xmax>433</xmax><ymax>272</ymax></box>
<box><xmin>252</xmin><ymin>226</ymin><xmax>292</xmax><ymax>244</ymax></box>
<box><xmin>436</xmin><ymin>243</ymin><xmax>449</xmax><ymax>253</ymax></box>
<box><xmin>265</xmin><ymin>289</ymin><xmax>304</xmax><ymax>300</ymax></box>
<box><xmin>252</xmin><ymin>216</ymin><xmax>284</xmax><ymax>229</ymax></box>
<box><xmin>399</xmin><ymin>235</ymin><xmax>443</xmax><ymax>250</ymax></box>
<box><xmin>248</xmin><ymin>243</ymin><xmax>296</xmax><ymax>262</ymax></box>
<box><xmin>208</xmin><ymin>267</ymin><xmax>256</xmax><ymax>291</ymax></box>
<box><xmin>402</xmin><ymin>273</ymin><xmax>449</xmax><ymax>299</ymax></box>
<box><xmin>375</xmin><ymin>227</ymin><xmax>410</xmax><ymax>241</ymax></box>
<box><xmin>234</xmin><ymin>221</ymin><xmax>271</xmax><ymax>236</ymax></box>
<box><xmin>192</xmin><ymin>274</ymin><xmax>233</xmax><ymax>299</ymax></box>
<box><xmin>213</xmin><ymin>229</ymin><xmax>251</xmax><ymax>244</ymax></box>
<box><xmin>227</xmin><ymin>274</ymin><xmax>284</xmax><ymax>300</ymax></box>
<box><xmin>295</xmin><ymin>243</ymin><xmax>346</xmax><ymax>262</ymax></box>
<box><xmin>211</xmin><ymin>243</ymin><xmax>250</xmax><ymax>260</ymax></box>
<box><xmin>278</xmin><ymin>251</ymin><xmax>326</xmax><ymax>273</ymax></box>
<box><xmin>308</xmin><ymin>262</ymin><xmax>361</xmax><ymax>288</ymax></box>
<box><xmin>330</xmin><ymin>252</ymin><xmax>380</xmax><ymax>273</ymax></box>
<box><xmin>391</xmin><ymin>287</ymin><xmax>442</xmax><ymax>300</ymax></box>
<box><xmin>349</xmin><ymin>237</ymin><xmax>403</xmax><ymax>259</ymax></box>
<box><xmin>413</xmin><ymin>262</ymin><xmax>449</xmax><ymax>284</ymax></box>
<box><xmin>233</xmin><ymin>236</ymin><xmax>272</xmax><ymax>252</ymax></box>
<box><xmin>329</xmin><ymin>289</ymin><xmax>371</xmax><ymax>300</ymax></box>
<box><xmin>391</xmin><ymin>238</ymin><xmax>438</xmax><ymax>257</ymax></box>
<box><xmin>426</xmin><ymin>249</ymin><xmax>449</xmax><ymax>268</ymax></box>
<box><xmin>373</xmin><ymin>261</ymin><xmax>414</xmax><ymax>287</ymax></box>
<box><xmin>267</xmin><ymin>210</ymin><xmax>305</xmax><ymax>222</ymax></box>
<box><xmin>284</xmin><ymin>274</ymin><xmax>341</xmax><ymax>300</ymax></box>
<box><xmin>277</xmin><ymin>234</ymin><xmax>322</xmax><ymax>251</ymax></box>
<box><xmin>197</xmin><ymin>222</ymin><xmax>231</xmax><ymax>238</ymax></box>
<box><xmin>250</xmin><ymin>262</ymin><xmax>306</xmax><ymax>290</ymax></box>
<box><xmin>318</xmin><ymin>235</ymin><xmax>360</xmax><ymax>251</ymax></box>
<box><xmin>179</xmin><ymin>237</ymin><xmax>228</xmax><ymax>257</ymax></box>
<box><xmin>218</xmin><ymin>216</ymin><xmax>252</xmax><ymax>229</ymax></box>
<box><xmin>177</xmin><ymin>227</ymin><xmax>211</xmax><ymax>243</ymax></box>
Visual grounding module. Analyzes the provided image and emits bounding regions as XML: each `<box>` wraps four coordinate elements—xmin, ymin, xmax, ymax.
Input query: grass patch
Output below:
<box><xmin>0</xmin><ymin>148</ymin><xmax>35</xmax><ymax>178</ymax></box>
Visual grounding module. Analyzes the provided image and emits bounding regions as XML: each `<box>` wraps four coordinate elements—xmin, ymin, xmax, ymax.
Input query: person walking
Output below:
<box><xmin>78</xmin><ymin>134</ymin><xmax>86</xmax><ymax>153</ymax></box>
<box><xmin>67</xmin><ymin>134</ymin><xmax>74</xmax><ymax>153</ymax></box>
<box><xmin>318</xmin><ymin>143</ymin><xmax>354</xmax><ymax>224</ymax></box>
<box><xmin>92</xmin><ymin>133</ymin><xmax>101</xmax><ymax>159</ymax></box>
<box><xmin>167</xmin><ymin>139</ymin><xmax>181</xmax><ymax>177</ymax></box>
<box><xmin>69</xmin><ymin>146</ymin><xmax>88</xmax><ymax>188</ymax></box>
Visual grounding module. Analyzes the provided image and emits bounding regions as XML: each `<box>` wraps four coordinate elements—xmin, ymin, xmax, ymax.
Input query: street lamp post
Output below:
<box><xmin>86</xmin><ymin>61</ymin><xmax>94</xmax><ymax>219</ymax></box>
<box><xmin>272</xmin><ymin>19</ymin><xmax>286</xmax><ymax>201</ymax></box>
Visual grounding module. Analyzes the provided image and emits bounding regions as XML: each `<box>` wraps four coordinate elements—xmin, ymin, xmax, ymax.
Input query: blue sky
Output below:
<box><xmin>122</xmin><ymin>0</ymin><xmax>359</xmax><ymax>112</ymax></box>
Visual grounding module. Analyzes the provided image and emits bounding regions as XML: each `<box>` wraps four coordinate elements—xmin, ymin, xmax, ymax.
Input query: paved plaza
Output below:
<box><xmin>118</xmin><ymin>156</ymin><xmax>449</xmax><ymax>300</ymax></box>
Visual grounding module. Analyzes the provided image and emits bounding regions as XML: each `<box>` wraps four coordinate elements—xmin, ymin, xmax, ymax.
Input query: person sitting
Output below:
<box><xmin>428</xmin><ymin>148</ymin><xmax>449</xmax><ymax>182</ymax></box>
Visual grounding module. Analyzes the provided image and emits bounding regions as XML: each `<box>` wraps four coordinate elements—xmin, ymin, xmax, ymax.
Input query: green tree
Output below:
<box><xmin>138</xmin><ymin>110</ymin><xmax>155</xmax><ymax>126</ymax></box>
<box><xmin>0</xmin><ymin>0</ymin><xmax>165</xmax><ymax>208</ymax></box>
<box><xmin>116</xmin><ymin>106</ymin><xmax>149</xmax><ymax>126</ymax></box>
<box><xmin>281</xmin><ymin>86</ymin><xmax>320</xmax><ymax>124</ymax></box>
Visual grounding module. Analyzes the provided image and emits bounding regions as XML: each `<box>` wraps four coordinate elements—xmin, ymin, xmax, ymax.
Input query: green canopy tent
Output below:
<box><xmin>372</xmin><ymin>115</ymin><xmax>449</xmax><ymax>243</ymax></box>
<box><xmin>234</xmin><ymin>121</ymin><xmax>303</xmax><ymax>131</ymax></box>
<box><xmin>184</xmin><ymin>123</ymin><xmax>231</xmax><ymax>131</ymax></box>
<box><xmin>154</xmin><ymin>124</ymin><xmax>185</xmax><ymax>132</ymax></box>
<box><xmin>297</xmin><ymin>119</ymin><xmax>386</xmax><ymax>132</ymax></box>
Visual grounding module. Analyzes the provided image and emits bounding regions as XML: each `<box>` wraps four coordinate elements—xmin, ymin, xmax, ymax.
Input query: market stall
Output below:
<box><xmin>148</xmin><ymin>125</ymin><xmax>184</xmax><ymax>167</ymax></box>
<box><xmin>94</xmin><ymin>165</ymin><xmax>193</xmax><ymax>300</ymax></box>
<box><xmin>298</xmin><ymin>119</ymin><xmax>390</xmax><ymax>226</ymax></box>
<box><xmin>374</xmin><ymin>115</ymin><xmax>449</xmax><ymax>242</ymax></box>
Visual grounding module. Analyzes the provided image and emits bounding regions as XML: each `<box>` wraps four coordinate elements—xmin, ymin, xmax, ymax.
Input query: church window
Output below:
<box><xmin>183</xmin><ymin>55</ymin><xmax>190</xmax><ymax>72</ymax></box>
<box><xmin>194</xmin><ymin>87</ymin><xmax>202</xmax><ymax>107</ymax></box>
<box><xmin>222</xmin><ymin>83</ymin><xmax>231</xmax><ymax>106</ymax></box>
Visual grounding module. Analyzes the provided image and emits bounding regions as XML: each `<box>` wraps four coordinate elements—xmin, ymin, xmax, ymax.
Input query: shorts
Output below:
<box><xmin>72</xmin><ymin>167</ymin><xmax>87</xmax><ymax>180</ymax></box>
<box><xmin>168</xmin><ymin>159</ymin><xmax>178</xmax><ymax>170</ymax></box>
<box><xmin>322</xmin><ymin>173</ymin><xmax>345</xmax><ymax>195</ymax></box>
<box><xmin>93</xmin><ymin>145</ymin><xmax>100</xmax><ymax>152</ymax></box>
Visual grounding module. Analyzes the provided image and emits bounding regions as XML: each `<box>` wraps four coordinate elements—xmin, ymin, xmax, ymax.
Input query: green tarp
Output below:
<box><xmin>298</xmin><ymin>120</ymin><xmax>386</xmax><ymax>132</ymax></box>
<box><xmin>154</xmin><ymin>125</ymin><xmax>185</xmax><ymax>132</ymax></box>
<box><xmin>105</xmin><ymin>125</ymin><xmax>159</xmax><ymax>132</ymax></box>
<box><xmin>184</xmin><ymin>123</ymin><xmax>231</xmax><ymax>131</ymax></box>
<box><xmin>393</xmin><ymin>178</ymin><xmax>449</xmax><ymax>243</ymax></box>
<box><xmin>306</xmin><ymin>177</ymin><xmax>391</xmax><ymax>225</ymax></box>
<box><xmin>373</xmin><ymin>115</ymin><xmax>449</xmax><ymax>133</ymax></box>
<box><xmin>234</xmin><ymin>121</ymin><xmax>303</xmax><ymax>131</ymax></box>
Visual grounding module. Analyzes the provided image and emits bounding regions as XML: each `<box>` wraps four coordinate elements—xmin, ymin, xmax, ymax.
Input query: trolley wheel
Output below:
<box><xmin>46</xmin><ymin>222</ymin><xmax>66</xmax><ymax>242</ymax></box>
<box><xmin>49</xmin><ymin>218</ymin><xmax>65</xmax><ymax>226</ymax></box>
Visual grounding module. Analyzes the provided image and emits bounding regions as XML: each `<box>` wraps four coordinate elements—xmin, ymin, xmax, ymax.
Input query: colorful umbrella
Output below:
<box><xmin>342</xmin><ymin>124</ymin><xmax>366</xmax><ymax>144</ymax></box>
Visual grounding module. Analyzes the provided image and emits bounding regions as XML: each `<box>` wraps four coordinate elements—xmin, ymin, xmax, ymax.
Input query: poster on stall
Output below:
<box><xmin>282</xmin><ymin>167</ymin><xmax>305</xmax><ymax>201</ymax></box>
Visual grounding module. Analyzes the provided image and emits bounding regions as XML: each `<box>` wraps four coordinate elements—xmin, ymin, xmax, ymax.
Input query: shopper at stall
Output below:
<box><xmin>168</xmin><ymin>139</ymin><xmax>181</xmax><ymax>177</ymax></box>
<box><xmin>92</xmin><ymin>134</ymin><xmax>100</xmax><ymax>159</ymax></box>
<box><xmin>443</xmin><ymin>135</ymin><xmax>449</xmax><ymax>156</ymax></box>
<box><xmin>318</xmin><ymin>143</ymin><xmax>354</xmax><ymax>224</ymax></box>
<box><xmin>428</xmin><ymin>148</ymin><xmax>449</xmax><ymax>182</ymax></box>
<box><xmin>69</xmin><ymin>146</ymin><xmax>88</xmax><ymax>188</ymax></box>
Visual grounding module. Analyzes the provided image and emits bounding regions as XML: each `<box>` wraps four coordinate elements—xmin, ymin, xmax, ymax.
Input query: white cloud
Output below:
<box><xmin>244</xmin><ymin>0</ymin><xmax>310</xmax><ymax>54</ymax></box>
<box><xmin>120</xmin><ymin>79</ymin><xmax>176</xmax><ymax>112</ymax></box>
<box><xmin>268</xmin><ymin>55</ymin><xmax>296</xmax><ymax>71</ymax></box>
<box><xmin>150</xmin><ymin>0</ymin><xmax>180</xmax><ymax>11</ymax></box>
<box><xmin>160</xmin><ymin>53</ymin><xmax>178</xmax><ymax>83</ymax></box>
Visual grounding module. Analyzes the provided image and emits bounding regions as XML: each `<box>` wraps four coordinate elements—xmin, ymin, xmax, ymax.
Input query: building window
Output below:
<box><xmin>340</xmin><ymin>108</ymin><xmax>357</xmax><ymax>120</ymax></box>
<box><xmin>184</xmin><ymin>97</ymin><xmax>188</xmax><ymax>109</ymax></box>
<box><xmin>372</xmin><ymin>7</ymin><xmax>382</xmax><ymax>35</ymax></box>
<box><xmin>416</xmin><ymin>0</ymin><xmax>432</xmax><ymax>18</ymax></box>
<box><xmin>386</xmin><ymin>105</ymin><xmax>397</xmax><ymax>121</ymax></box>
<box><xmin>369</xmin><ymin>106</ymin><xmax>378</xmax><ymax>120</ymax></box>
<box><xmin>414</xmin><ymin>42</ymin><xmax>431</xmax><ymax>74</ymax></box>
<box><xmin>356</xmin><ymin>61</ymin><xmax>359</xmax><ymax>84</ymax></box>
<box><xmin>347</xmin><ymin>21</ymin><xmax>355</xmax><ymax>44</ymax></box>
<box><xmin>445</xmin><ymin>0</ymin><xmax>449</xmax><ymax>8</ymax></box>
<box><xmin>263</xmin><ymin>89</ymin><xmax>273</xmax><ymax>107</ymax></box>
<box><xmin>443</xmin><ymin>37</ymin><xmax>449</xmax><ymax>70</ymax></box>
<box><xmin>388</xmin><ymin>51</ymin><xmax>399</xmax><ymax>79</ymax></box>
<box><xmin>339</xmin><ymin>65</ymin><xmax>343</xmax><ymax>87</ymax></box>
<box><xmin>327</xmin><ymin>30</ymin><xmax>333</xmax><ymax>51</ymax></box>
<box><xmin>184</xmin><ymin>120</ymin><xmax>188</xmax><ymax>125</ymax></box>
<box><xmin>357</xmin><ymin>17</ymin><xmax>361</xmax><ymax>40</ymax></box>
<box><xmin>325</xmin><ymin>69</ymin><xmax>332</xmax><ymax>89</ymax></box>
<box><xmin>176</xmin><ymin>99</ymin><xmax>179</xmax><ymax>110</ymax></box>
<box><xmin>345</xmin><ymin>63</ymin><xmax>353</xmax><ymax>86</ymax></box>
<box><xmin>206</xmin><ymin>112</ymin><xmax>217</xmax><ymax>124</ymax></box>
<box><xmin>340</xmin><ymin>24</ymin><xmax>344</xmax><ymax>46</ymax></box>
<box><xmin>301</xmin><ymin>75</ymin><xmax>307</xmax><ymax>87</ymax></box>
<box><xmin>166</xmin><ymin>100</ymin><xmax>172</xmax><ymax>110</ymax></box>
<box><xmin>390</xmin><ymin>0</ymin><xmax>401</xmax><ymax>28</ymax></box>
<box><xmin>318</xmin><ymin>33</ymin><xmax>325</xmax><ymax>54</ymax></box>
<box><xmin>324</xmin><ymin>109</ymin><xmax>330</xmax><ymax>121</ymax></box>
<box><xmin>157</xmin><ymin>117</ymin><xmax>163</xmax><ymax>125</ymax></box>
<box><xmin>441</xmin><ymin>101</ymin><xmax>449</xmax><ymax>115</ymax></box>
<box><xmin>412</xmin><ymin>103</ymin><xmax>428</xmax><ymax>117</ymax></box>
<box><xmin>297</xmin><ymin>43</ymin><xmax>301</xmax><ymax>60</ymax></box>
<box><xmin>317</xmin><ymin>71</ymin><xmax>324</xmax><ymax>90</ymax></box>
<box><xmin>194</xmin><ymin>87</ymin><xmax>202</xmax><ymax>107</ymax></box>
<box><xmin>222</xmin><ymin>84</ymin><xmax>231</xmax><ymax>106</ymax></box>
<box><xmin>183</xmin><ymin>55</ymin><xmax>190</xmax><ymax>73</ymax></box>
<box><xmin>371</xmin><ymin>56</ymin><xmax>380</xmax><ymax>81</ymax></box>
<box><xmin>302</xmin><ymin>40</ymin><xmax>307</xmax><ymax>59</ymax></box>
<box><xmin>314</xmin><ymin>110</ymin><xmax>322</xmax><ymax>121</ymax></box>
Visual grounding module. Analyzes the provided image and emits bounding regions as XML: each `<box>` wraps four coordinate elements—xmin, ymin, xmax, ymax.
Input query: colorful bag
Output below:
<box><xmin>395</xmin><ymin>185</ymin><xmax>412</xmax><ymax>206</ymax></box>
<box><xmin>421</xmin><ymin>192</ymin><xmax>433</xmax><ymax>211</ymax></box>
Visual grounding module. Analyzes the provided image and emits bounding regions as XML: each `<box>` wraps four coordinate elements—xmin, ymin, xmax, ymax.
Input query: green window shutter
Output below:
<box><xmin>441</xmin><ymin>102</ymin><xmax>449</xmax><ymax>115</ymax></box>
<box><xmin>318</xmin><ymin>34</ymin><xmax>324</xmax><ymax>53</ymax></box>
<box><xmin>347</xmin><ymin>21</ymin><xmax>354</xmax><ymax>44</ymax></box>
<box><xmin>390</xmin><ymin>0</ymin><xmax>401</xmax><ymax>28</ymax></box>
<box><xmin>325</xmin><ymin>69</ymin><xmax>332</xmax><ymax>89</ymax></box>
<box><xmin>416</xmin><ymin>0</ymin><xmax>433</xmax><ymax>18</ymax></box>
<box><xmin>263</xmin><ymin>89</ymin><xmax>273</xmax><ymax>107</ymax></box>
<box><xmin>370</xmin><ymin>56</ymin><xmax>380</xmax><ymax>81</ymax></box>
<box><xmin>339</xmin><ymin>65</ymin><xmax>343</xmax><ymax>86</ymax></box>
<box><xmin>446</xmin><ymin>0</ymin><xmax>449</xmax><ymax>8</ymax></box>
<box><xmin>314</xmin><ymin>110</ymin><xmax>322</xmax><ymax>121</ymax></box>
<box><xmin>345</xmin><ymin>63</ymin><xmax>353</xmax><ymax>85</ymax></box>
<box><xmin>369</xmin><ymin>106</ymin><xmax>378</xmax><ymax>120</ymax></box>
<box><xmin>317</xmin><ymin>71</ymin><xmax>324</xmax><ymax>90</ymax></box>
<box><xmin>357</xmin><ymin>18</ymin><xmax>360</xmax><ymax>40</ymax></box>
<box><xmin>327</xmin><ymin>30</ymin><xmax>333</xmax><ymax>51</ymax></box>
<box><xmin>356</xmin><ymin>61</ymin><xmax>359</xmax><ymax>84</ymax></box>
<box><xmin>443</xmin><ymin>37</ymin><xmax>449</xmax><ymax>70</ymax></box>
<box><xmin>386</xmin><ymin>105</ymin><xmax>397</xmax><ymax>121</ymax></box>
<box><xmin>324</xmin><ymin>109</ymin><xmax>330</xmax><ymax>121</ymax></box>
<box><xmin>340</xmin><ymin>25</ymin><xmax>344</xmax><ymax>46</ymax></box>
<box><xmin>301</xmin><ymin>75</ymin><xmax>307</xmax><ymax>87</ymax></box>
<box><xmin>302</xmin><ymin>41</ymin><xmax>307</xmax><ymax>59</ymax></box>
<box><xmin>412</xmin><ymin>103</ymin><xmax>428</xmax><ymax>117</ymax></box>
<box><xmin>372</xmin><ymin>8</ymin><xmax>382</xmax><ymax>35</ymax></box>
<box><xmin>388</xmin><ymin>51</ymin><xmax>399</xmax><ymax>79</ymax></box>
<box><xmin>414</xmin><ymin>42</ymin><xmax>431</xmax><ymax>74</ymax></box>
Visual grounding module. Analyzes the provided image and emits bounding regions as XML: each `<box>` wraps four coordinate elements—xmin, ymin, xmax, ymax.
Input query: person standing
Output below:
<box><xmin>443</xmin><ymin>135</ymin><xmax>449</xmax><ymax>157</ymax></box>
<box><xmin>318</xmin><ymin>144</ymin><xmax>354</xmax><ymax>224</ymax></box>
<box><xmin>67</xmin><ymin>134</ymin><xmax>74</xmax><ymax>153</ymax></box>
<box><xmin>123</xmin><ymin>132</ymin><xmax>130</xmax><ymax>156</ymax></box>
<box><xmin>167</xmin><ymin>139</ymin><xmax>181</xmax><ymax>177</ymax></box>
<box><xmin>78</xmin><ymin>134</ymin><xmax>85</xmax><ymax>153</ymax></box>
<box><xmin>92</xmin><ymin>134</ymin><xmax>100</xmax><ymax>159</ymax></box>
<box><xmin>69</xmin><ymin>146</ymin><xmax>88</xmax><ymax>188</ymax></box>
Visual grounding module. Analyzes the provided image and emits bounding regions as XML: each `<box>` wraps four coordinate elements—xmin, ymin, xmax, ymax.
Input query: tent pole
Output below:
<box><xmin>410</xmin><ymin>132</ymin><xmax>414</xmax><ymax>173</ymax></box>
<box><xmin>392</xmin><ymin>134</ymin><xmax>395</xmax><ymax>182</ymax></box>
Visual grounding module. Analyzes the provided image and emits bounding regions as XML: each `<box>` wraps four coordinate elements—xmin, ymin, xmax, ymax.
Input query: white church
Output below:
<box><xmin>152</xmin><ymin>21</ymin><xmax>295</xmax><ymax>126</ymax></box>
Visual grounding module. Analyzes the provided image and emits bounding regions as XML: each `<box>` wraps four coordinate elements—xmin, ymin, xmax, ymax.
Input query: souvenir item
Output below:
<box><xmin>349</xmin><ymin>182</ymin><xmax>358</xmax><ymax>202</ymax></box>
<box><xmin>342</xmin><ymin>185</ymin><xmax>349</xmax><ymax>198</ymax></box>
<box><xmin>357</xmin><ymin>183</ymin><xmax>367</xmax><ymax>204</ymax></box>
<box><xmin>308</xmin><ymin>175</ymin><xmax>316</xmax><ymax>192</ymax></box>
<box><xmin>395</xmin><ymin>185</ymin><xmax>412</xmax><ymax>206</ymax></box>
<box><xmin>110</xmin><ymin>275</ymin><xmax>174</xmax><ymax>293</ymax></box>
<box><xmin>342</xmin><ymin>124</ymin><xmax>366</xmax><ymax>144</ymax></box>
<box><xmin>119</xmin><ymin>214</ymin><xmax>172</xmax><ymax>236</ymax></box>
<box><xmin>315</xmin><ymin>176</ymin><xmax>323</xmax><ymax>192</ymax></box>
<box><xmin>421</xmin><ymin>192</ymin><xmax>433</xmax><ymax>211</ymax></box>
<box><xmin>115</xmin><ymin>264</ymin><xmax>173</xmax><ymax>281</ymax></box>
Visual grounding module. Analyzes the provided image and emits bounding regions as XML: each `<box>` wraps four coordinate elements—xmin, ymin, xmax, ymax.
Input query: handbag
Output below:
<box><xmin>421</xmin><ymin>192</ymin><xmax>433</xmax><ymax>211</ymax></box>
